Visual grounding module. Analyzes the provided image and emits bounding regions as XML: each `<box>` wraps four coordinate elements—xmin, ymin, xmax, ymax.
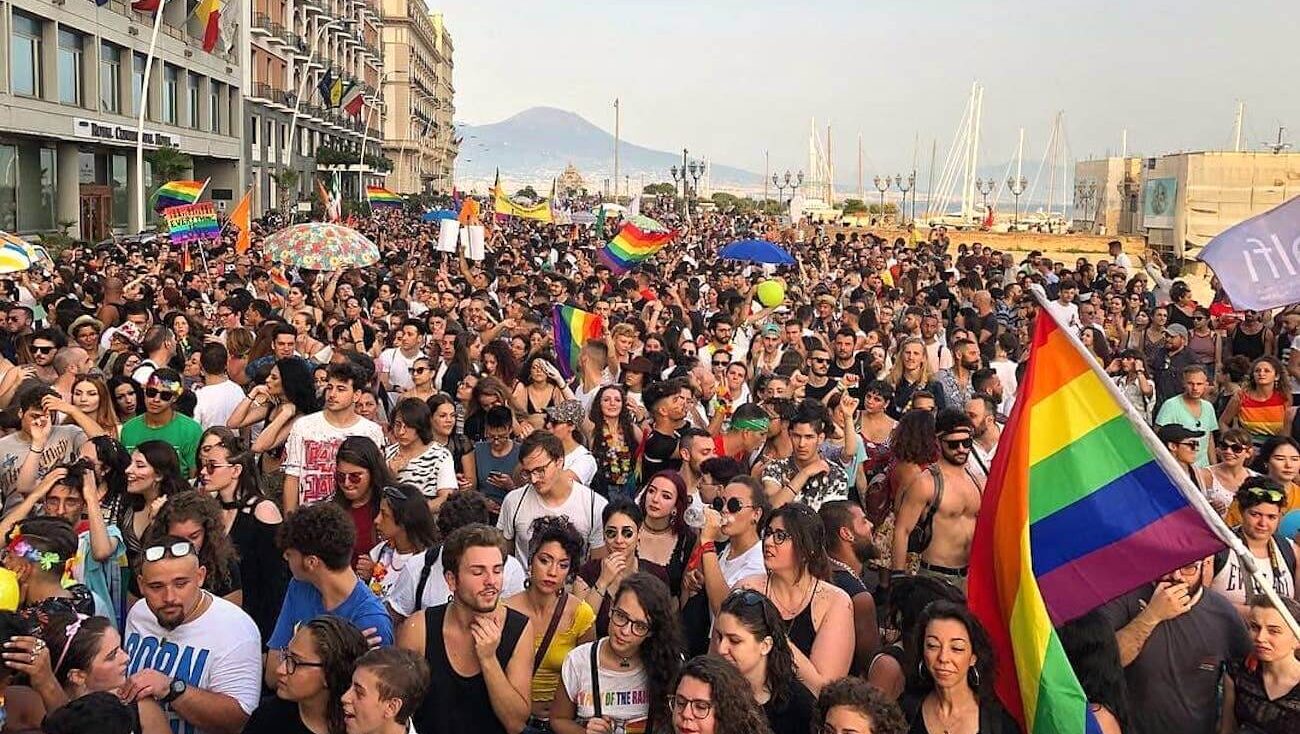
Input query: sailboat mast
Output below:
<box><xmin>1016</xmin><ymin>127</ymin><xmax>1024</xmax><ymax>182</ymax></box>
<box><xmin>857</xmin><ymin>132</ymin><xmax>863</xmax><ymax>203</ymax></box>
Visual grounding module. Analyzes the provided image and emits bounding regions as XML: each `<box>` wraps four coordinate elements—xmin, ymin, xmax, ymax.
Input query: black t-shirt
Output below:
<box><xmin>764</xmin><ymin>682</ymin><xmax>817</xmax><ymax>734</ymax></box>
<box><xmin>640</xmin><ymin>427</ymin><xmax>683</xmax><ymax>478</ymax></box>
<box><xmin>804</xmin><ymin>378</ymin><xmax>840</xmax><ymax>403</ymax></box>
<box><xmin>241</xmin><ymin>696</ymin><xmax>315</xmax><ymax>734</ymax></box>
<box><xmin>831</xmin><ymin>567</ymin><xmax>868</xmax><ymax>598</ymax></box>
<box><xmin>828</xmin><ymin>356</ymin><xmax>870</xmax><ymax>399</ymax></box>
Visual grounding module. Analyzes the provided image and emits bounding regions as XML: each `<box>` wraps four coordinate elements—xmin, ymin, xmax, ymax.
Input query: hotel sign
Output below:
<box><xmin>72</xmin><ymin>118</ymin><xmax>180</xmax><ymax>148</ymax></box>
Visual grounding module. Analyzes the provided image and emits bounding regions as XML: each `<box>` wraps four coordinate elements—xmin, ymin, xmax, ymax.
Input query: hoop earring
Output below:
<box><xmin>969</xmin><ymin>667</ymin><xmax>981</xmax><ymax>689</ymax></box>
<box><xmin>918</xmin><ymin>660</ymin><xmax>928</xmax><ymax>679</ymax></box>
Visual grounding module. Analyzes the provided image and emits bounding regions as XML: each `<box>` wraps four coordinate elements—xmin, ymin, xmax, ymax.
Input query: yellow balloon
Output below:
<box><xmin>756</xmin><ymin>280</ymin><xmax>786</xmax><ymax>308</ymax></box>
<box><xmin>0</xmin><ymin>567</ymin><xmax>19</xmax><ymax>611</ymax></box>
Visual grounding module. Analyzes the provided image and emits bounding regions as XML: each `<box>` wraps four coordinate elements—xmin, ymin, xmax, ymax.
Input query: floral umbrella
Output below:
<box><xmin>0</xmin><ymin>232</ymin><xmax>51</xmax><ymax>274</ymax></box>
<box><xmin>262</xmin><ymin>223</ymin><xmax>380</xmax><ymax>271</ymax></box>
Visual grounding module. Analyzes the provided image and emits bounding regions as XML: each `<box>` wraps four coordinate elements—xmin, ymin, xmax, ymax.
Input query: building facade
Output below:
<box><xmin>1072</xmin><ymin>157</ymin><xmax>1141</xmax><ymax>236</ymax></box>
<box><xmin>244</xmin><ymin>0</ymin><xmax>385</xmax><ymax>215</ymax></box>
<box><xmin>0</xmin><ymin>0</ymin><xmax>242</xmax><ymax>237</ymax></box>
<box><xmin>378</xmin><ymin>0</ymin><xmax>452</xmax><ymax>194</ymax></box>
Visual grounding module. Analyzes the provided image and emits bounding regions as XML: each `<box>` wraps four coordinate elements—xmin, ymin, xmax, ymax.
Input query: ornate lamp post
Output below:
<box><xmin>772</xmin><ymin>170</ymin><xmax>803</xmax><ymax>205</ymax></box>
<box><xmin>1074</xmin><ymin>179</ymin><xmax>1098</xmax><ymax>233</ymax></box>
<box><xmin>975</xmin><ymin>177</ymin><xmax>996</xmax><ymax>215</ymax></box>
<box><xmin>1007</xmin><ymin>175</ymin><xmax>1028</xmax><ymax>230</ymax></box>
<box><xmin>893</xmin><ymin>173</ymin><xmax>915</xmax><ymax>224</ymax></box>
<box><xmin>872</xmin><ymin>175</ymin><xmax>890</xmax><ymax>220</ymax></box>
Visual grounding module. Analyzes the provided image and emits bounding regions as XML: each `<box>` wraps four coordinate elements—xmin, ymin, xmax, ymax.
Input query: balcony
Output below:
<box><xmin>248</xmin><ymin>82</ymin><xmax>276</xmax><ymax>102</ymax></box>
<box><xmin>252</xmin><ymin>13</ymin><xmax>275</xmax><ymax>36</ymax></box>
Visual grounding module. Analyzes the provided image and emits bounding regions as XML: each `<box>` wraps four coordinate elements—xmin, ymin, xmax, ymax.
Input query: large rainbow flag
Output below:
<box><xmin>552</xmin><ymin>305</ymin><xmax>604</xmax><ymax>380</ymax></box>
<box><xmin>366</xmin><ymin>186</ymin><xmax>402</xmax><ymax>208</ymax></box>
<box><xmin>968</xmin><ymin>293</ymin><xmax>1226</xmax><ymax>734</ymax></box>
<box><xmin>152</xmin><ymin>179</ymin><xmax>207</xmax><ymax>212</ymax></box>
<box><xmin>598</xmin><ymin>215</ymin><xmax>676</xmax><ymax>275</ymax></box>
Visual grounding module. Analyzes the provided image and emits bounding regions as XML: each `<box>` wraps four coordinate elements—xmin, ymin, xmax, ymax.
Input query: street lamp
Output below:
<box><xmin>1007</xmin><ymin>175</ymin><xmax>1027</xmax><ymax>230</ymax></box>
<box><xmin>772</xmin><ymin>170</ymin><xmax>803</xmax><ymax>205</ymax></box>
<box><xmin>975</xmin><ymin>177</ymin><xmax>996</xmax><ymax>215</ymax></box>
<box><xmin>872</xmin><ymin>175</ymin><xmax>890</xmax><ymax>221</ymax></box>
<box><xmin>286</xmin><ymin>17</ymin><xmax>352</xmax><ymax>208</ymax></box>
<box><xmin>1074</xmin><ymin>179</ymin><xmax>1097</xmax><ymax>233</ymax></box>
<box><xmin>893</xmin><ymin>173</ymin><xmax>915</xmax><ymax>224</ymax></box>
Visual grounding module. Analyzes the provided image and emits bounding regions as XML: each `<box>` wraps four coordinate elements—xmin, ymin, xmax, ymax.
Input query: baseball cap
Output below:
<box><xmin>1164</xmin><ymin>324</ymin><xmax>1189</xmax><ymax>339</ymax></box>
<box><xmin>1156</xmin><ymin>423</ymin><xmax>1203</xmax><ymax>444</ymax></box>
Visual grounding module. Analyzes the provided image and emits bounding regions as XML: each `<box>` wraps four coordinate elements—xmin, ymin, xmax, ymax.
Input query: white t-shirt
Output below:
<box><xmin>720</xmin><ymin>540</ymin><xmax>765</xmax><ymax>587</ymax></box>
<box><xmin>123</xmin><ymin>595</ymin><xmax>263</xmax><ymax>734</ymax></box>
<box><xmin>377</xmin><ymin>347</ymin><xmax>421</xmax><ymax>392</ymax></box>
<box><xmin>564</xmin><ymin>445</ymin><xmax>598</xmax><ymax>486</ymax></box>
<box><xmin>497</xmin><ymin>482</ymin><xmax>607</xmax><ymax>564</ymax></box>
<box><xmin>386</xmin><ymin>546</ymin><xmax>527</xmax><ymax>616</ymax></box>
<box><xmin>282</xmin><ymin>411</ymin><xmax>387</xmax><ymax>506</ymax></box>
<box><xmin>192</xmin><ymin>380</ymin><xmax>247</xmax><ymax>430</ymax></box>
<box><xmin>561</xmin><ymin>640</ymin><xmax>650</xmax><ymax>731</ymax></box>
<box><xmin>131</xmin><ymin>359</ymin><xmax>162</xmax><ymax>386</ymax></box>
<box><xmin>367</xmin><ymin>540</ymin><xmax>419</xmax><ymax>603</ymax></box>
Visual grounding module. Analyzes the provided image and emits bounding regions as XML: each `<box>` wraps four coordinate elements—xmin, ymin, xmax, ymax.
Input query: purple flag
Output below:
<box><xmin>1198</xmin><ymin>195</ymin><xmax>1300</xmax><ymax>311</ymax></box>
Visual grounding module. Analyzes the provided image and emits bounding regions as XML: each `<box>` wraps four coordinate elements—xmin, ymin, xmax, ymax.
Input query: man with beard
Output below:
<box><xmin>639</xmin><ymin>379</ymin><xmax>689</xmax><ymax>479</ymax></box>
<box><xmin>964</xmin><ymin>393</ymin><xmax>1002</xmax><ymax>484</ymax></box>
<box><xmin>399</xmin><ymin>524</ymin><xmax>533</xmax><ymax>734</ymax></box>
<box><xmin>803</xmin><ymin>346</ymin><xmax>840</xmax><ymax>402</ymax></box>
<box><xmin>122</xmin><ymin>535</ymin><xmax>262</xmax><ymax>734</ymax></box>
<box><xmin>890</xmin><ymin>409</ymin><xmax>984</xmax><ymax>592</ymax></box>
<box><xmin>935</xmin><ymin>338</ymin><xmax>981</xmax><ymax>408</ymax></box>
<box><xmin>1100</xmin><ymin>558</ymin><xmax>1248</xmax><ymax>734</ymax></box>
<box><xmin>819</xmin><ymin>500</ymin><xmax>881</xmax><ymax>675</ymax></box>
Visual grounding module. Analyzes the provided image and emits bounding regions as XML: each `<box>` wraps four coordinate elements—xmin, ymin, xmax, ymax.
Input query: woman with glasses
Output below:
<box><xmin>361</xmin><ymin>483</ymin><xmax>437</xmax><ymax>604</ymax></box>
<box><xmin>149</xmin><ymin>491</ymin><xmax>243</xmax><ymax>604</ymax></box>
<box><xmin>504</xmin><ymin>517</ymin><xmax>596</xmax><ymax>729</ymax></box>
<box><xmin>734</xmin><ymin>503</ymin><xmax>853</xmax><ymax>696</ymax></box>
<box><xmin>243</xmin><ymin>615</ymin><xmax>370</xmax><ymax>734</ymax></box>
<box><xmin>1106</xmin><ymin>349</ymin><xmax>1155</xmax><ymax>423</ymax></box>
<box><xmin>385</xmin><ymin>399</ymin><xmax>456</xmax><ymax>509</ymax></box>
<box><xmin>1221</xmin><ymin>357</ymin><xmax>1290</xmax><ymax>447</ymax></box>
<box><xmin>331</xmin><ymin>436</ymin><xmax>397</xmax><ymax>566</ymax></box>
<box><xmin>550</xmin><ymin>573</ymin><xmax>684</xmax><ymax>734</ymax></box>
<box><xmin>123</xmin><ymin>441</ymin><xmax>191</xmax><ymax>562</ymax></box>
<box><xmin>713</xmin><ymin>590</ymin><xmax>815</xmax><ymax>734</ymax></box>
<box><xmin>813</xmin><ymin>676</ymin><xmax>907</xmax><ymax>734</ymax></box>
<box><xmin>1211</xmin><ymin>478</ymin><xmax>1298</xmax><ymax>616</ymax></box>
<box><xmin>637</xmin><ymin>471</ymin><xmax>698</xmax><ymax>602</ymax></box>
<box><xmin>404</xmin><ymin>356</ymin><xmax>439</xmax><ymax>403</ymax></box>
<box><xmin>587</xmin><ymin>385</ymin><xmax>642</xmax><ymax>499</ymax></box>
<box><xmin>1187</xmin><ymin>307</ymin><xmax>1222</xmax><ymax>381</ymax></box>
<box><xmin>197</xmin><ymin>429</ymin><xmax>286</xmax><ymax>643</ymax></box>
<box><xmin>1209</xmin><ymin>427</ymin><xmax>1258</xmax><ymax>506</ymax></box>
<box><xmin>669</xmin><ymin>655</ymin><xmax>773</xmax><ymax>734</ymax></box>
<box><xmin>1220</xmin><ymin>595</ymin><xmax>1300</xmax><ymax>734</ymax></box>
<box><xmin>903</xmin><ymin>600</ymin><xmax>1015</xmax><ymax>734</ymax></box>
<box><xmin>574</xmin><ymin>497</ymin><xmax>670</xmax><ymax>634</ymax></box>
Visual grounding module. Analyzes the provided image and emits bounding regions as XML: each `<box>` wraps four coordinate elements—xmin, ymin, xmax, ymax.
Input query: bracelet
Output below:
<box><xmin>699</xmin><ymin>542</ymin><xmax>717</xmax><ymax>555</ymax></box>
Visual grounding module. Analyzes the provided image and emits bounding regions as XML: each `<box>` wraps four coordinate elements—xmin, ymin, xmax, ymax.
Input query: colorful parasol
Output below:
<box><xmin>0</xmin><ymin>232</ymin><xmax>51</xmax><ymax>274</ymax></box>
<box><xmin>261</xmin><ymin>222</ymin><xmax>380</xmax><ymax>271</ymax></box>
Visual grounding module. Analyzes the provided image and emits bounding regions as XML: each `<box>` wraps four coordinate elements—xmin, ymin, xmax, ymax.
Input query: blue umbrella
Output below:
<box><xmin>421</xmin><ymin>209</ymin><xmax>457</xmax><ymax>222</ymax></box>
<box><xmin>719</xmin><ymin>239</ymin><xmax>795</xmax><ymax>265</ymax></box>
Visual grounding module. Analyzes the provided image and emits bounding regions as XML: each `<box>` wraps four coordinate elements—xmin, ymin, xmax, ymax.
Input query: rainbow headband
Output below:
<box><xmin>6</xmin><ymin>528</ymin><xmax>62</xmax><ymax>571</ymax></box>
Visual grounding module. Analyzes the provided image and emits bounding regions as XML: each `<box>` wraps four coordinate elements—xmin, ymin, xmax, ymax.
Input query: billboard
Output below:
<box><xmin>1143</xmin><ymin>177</ymin><xmax>1177</xmax><ymax>229</ymax></box>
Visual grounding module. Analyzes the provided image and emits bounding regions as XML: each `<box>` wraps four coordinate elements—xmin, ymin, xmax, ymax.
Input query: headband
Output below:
<box><xmin>731</xmin><ymin>417</ymin><xmax>771</xmax><ymax>433</ymax></box>
<box><xmin>6</xmin><ymin>529</ymin><xmax>62</xmax><ymax>572</ymax></box>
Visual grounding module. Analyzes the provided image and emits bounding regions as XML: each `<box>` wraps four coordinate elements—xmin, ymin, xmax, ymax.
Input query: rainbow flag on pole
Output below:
<box><xmin>152</xmin><ymin>179</ymin><xmax>207</xmax><ymax>212</ymax></box>
<box><xmin>597</xmin><ymin>215</ymin><xmax>676</xmax><ymax>275</ymax></box>
<box><xmin>968</xmin><ymin>293</ymin><xmax>1226</xmax><ymax>734</ymax></box>
<box><xmin>366</xmin><ymin>185</ymin><xmax>402</xmax><ymax>207</ymax></box>
<box><xmin>551</xmin><ymin>305</ymin><xmax>604</xmax><ymax>380</ymax></box>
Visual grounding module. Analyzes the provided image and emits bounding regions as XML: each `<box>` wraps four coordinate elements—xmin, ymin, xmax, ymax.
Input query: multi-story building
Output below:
<box><xmin>244</xmin><ymin>0</ymin><xmax>385</xmax><ymax>215</ymax></box>
<box><xmin>429</xmin><ymin>12</ymin><xmax>455</xmax><ymax>192</ymax></box>
<box><xmin>0</xmin><ymin>0</ymin><xmax>242</xmax><ymax>238</ymax></box>
<box><xmin>378</xmin><ymin>0</ymin><xmax>452</xmax><ymax>194</ymax></box>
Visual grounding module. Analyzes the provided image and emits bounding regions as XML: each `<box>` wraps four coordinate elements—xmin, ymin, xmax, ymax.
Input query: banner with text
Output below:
<box><xmin>1197</xmin><ymin>194</ymin><xmax>1300</xmax><ymax>311</ymax></box>
<box><xmin>165</xmin><ymin>202</ymin><xmax>220</xmax><ymax>244</ymax></box>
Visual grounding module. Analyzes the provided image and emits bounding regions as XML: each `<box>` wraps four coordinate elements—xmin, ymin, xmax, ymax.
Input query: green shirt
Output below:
<box><xmin>120</xmin><ymin>413</ymin><xmax>203</xmax><ymax>476</ymax></box>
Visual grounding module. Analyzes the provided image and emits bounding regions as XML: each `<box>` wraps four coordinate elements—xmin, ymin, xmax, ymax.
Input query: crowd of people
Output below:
<box><xmin>0</xmin><ymin>197</ymin><xmax>1294</xmax><ymax>734</ymax></box>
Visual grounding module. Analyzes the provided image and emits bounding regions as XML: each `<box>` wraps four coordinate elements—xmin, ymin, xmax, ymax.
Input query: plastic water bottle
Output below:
<box><xmin>684</xmin><ymin>503</ymin><xmax>706</xmax><ymax>530</ymax></box>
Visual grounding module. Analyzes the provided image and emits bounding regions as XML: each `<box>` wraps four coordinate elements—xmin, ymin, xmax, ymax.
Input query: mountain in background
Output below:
<box><xmin>455</xmin><ymin>107</ymin><xmax>761</xmax><ymax>190</ymax></box>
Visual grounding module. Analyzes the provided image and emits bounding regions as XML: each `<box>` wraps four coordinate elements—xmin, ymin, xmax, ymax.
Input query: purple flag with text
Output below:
<box><xmin>1197</xmin><ymin>194</ymin><xmax>1300</xmax><ymax>311</ymax></box>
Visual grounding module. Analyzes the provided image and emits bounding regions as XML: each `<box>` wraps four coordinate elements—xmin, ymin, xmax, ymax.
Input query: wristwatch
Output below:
<box><xmin>161</xmin><ymin>678</ymin><xmax>187</xmax><ymax>704</ymax></box>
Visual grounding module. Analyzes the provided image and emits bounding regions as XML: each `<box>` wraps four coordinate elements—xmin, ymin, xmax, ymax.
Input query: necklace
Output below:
<box><xmin>642</xmin><ymin>519</ymin><xmax>671</xmax><ymax>534</ymax></box>
<box><xmin>828</xmin><ymin>557</ymin><xmax>857</xmax><ymax>577</ymax></box>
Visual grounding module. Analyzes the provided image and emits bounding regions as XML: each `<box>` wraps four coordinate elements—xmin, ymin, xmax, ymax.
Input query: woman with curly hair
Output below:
<box><xmin>669</xmin><ymin>655</ymin><xmax>774</xmax><ymax>734</ymax></box>
<box><xmin>244</xmin><ymin>615</ymin><xmax>370</xmax><ymax>734</ymax></box>
<box><xmin>903</xmin><ymin>600</ymin><xmax>1016</xmax><ymax>734</ymax></box>
<box><xmin>504</xmin><ymin>516</ymin><xmax>596</xmax><ymax>726</ymax></box>
<box><xmin>714</xmin><ymin>590</ymin><xmax>815</xmax><ymax>734</ymax></box>
<box><xmin>148</xmin><ymin>491</ymin><xmax>242</xmax><ymax>603</ymax></box>
<box><xmin>464</xmin><ymin>375</ymin><xmax>514</xmax><ymax>442</ymax></box>
<box><xmin>482</xmin><ymin>340</ymin><xmax>521</xmax><ymax>389</ymax></box>
<box><xmin>551</xmin><ymin>573</ymin><xmax>684</xmax><ymax>734</ymax></box>
<box><xmin>814</xmin><ymin>676</ymin><xmax>908</xmax><ymax>734</ymax></box>
<box><xmin>587</xmin><ymin>385</ymin><xmax>643</xmax><ymax>498</ymax></box>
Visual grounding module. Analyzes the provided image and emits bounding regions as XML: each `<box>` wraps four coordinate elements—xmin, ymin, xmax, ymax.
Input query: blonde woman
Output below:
<box><xmin>884</xmin><ymin>338</ymin><xmax>942</xmax><ymax>419</ymax></box>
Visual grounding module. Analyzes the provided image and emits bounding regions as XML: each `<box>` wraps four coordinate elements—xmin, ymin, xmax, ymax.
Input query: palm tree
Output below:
<box><xmin>273</xmin><ymin>167</ymin><xmax>300</xmax><ymax>215</ymax></box>
<box><xmin>144</xmin><ymin>148</ymin><xmax>193</xmax><ymax>188</ymax></box>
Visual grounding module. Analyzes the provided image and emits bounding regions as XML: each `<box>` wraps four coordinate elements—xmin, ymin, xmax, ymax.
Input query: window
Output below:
<box><xmin>111</xmin><ymin>155</ymin><xmax>128</xmax><ymax>228</ymax></box>
<box><xmin>57</xmin><ymin>29</ymin><xmax>84</xmax><ymax>106</ymax></box>
<box><xmin>100</xmin><ymin>43</ymin><xmax>121</xmax><ymax>113</ymax></box>
<box><xmin>132</xmin><ymin>53</ymin><xmax>146</xmax><ymax>117</ymax></box>
<box><xmin>188</xmin><ymin>72</ymin><xmax>202</xmax><ymax>129</ymax></box>
<box><xmin>209</xmin><ymin>81</ymin><xmax>221</xmax><ymax>132</ymax></box>
<box><xmin>11</xmin><ymin>13</ymin><xmax>43</xmax><ymax>98</ymax></box>
<box><xmin>250</xmin><ymin>115</ymin><xmax>258</xmax><ymax>144</ymax></box>
<box><xmin>162</xmin><ymin>64</ymin><xmax>178</xmax><ymax>124</ymax></box>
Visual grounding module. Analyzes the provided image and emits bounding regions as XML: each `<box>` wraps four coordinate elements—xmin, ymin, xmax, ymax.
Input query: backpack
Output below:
<box><xmin>412</xmin><ymin>544</ymin><xmax>443</xmax><ymax>610</ymax></box>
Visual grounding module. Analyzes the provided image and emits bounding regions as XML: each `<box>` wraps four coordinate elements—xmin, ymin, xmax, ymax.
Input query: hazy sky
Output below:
<box><xmin>436</xmin><ymin>0</ymin><xmax>1298</xmax><ymax>180</ymax></box>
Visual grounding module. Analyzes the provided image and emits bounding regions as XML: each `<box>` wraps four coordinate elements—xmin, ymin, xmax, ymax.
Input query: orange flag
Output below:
<box><xmin>231</xmin><ymin>188</ymin><xmax>252</xmax><ymax>254</ymax></box>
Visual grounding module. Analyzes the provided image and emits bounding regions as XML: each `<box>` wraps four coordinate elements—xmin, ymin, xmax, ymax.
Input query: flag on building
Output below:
<box><xmin>230</xmin><ymin>188</ymin><xmax>252</xmax><ymax>254</ymax></box>
<box><xmin>552</xmin><ymin>305</ymin><xmax>604</xmax><ymax>380</ymax></box>
<box><xmin>316</xmin><ymin>70</ymin><xmax>334</xmax><ymax>105</ymax></box>
<box><xmin>193</xmin><ymin>0</ymin><xmax>221</xmax><ymax>52</ymax></box>
<box><xmin>598</xmin><ymin>215</ymin><xmax>675</xmax><ymax>275</ymax></box>
<box><xmin>152</xmin><ymin>179</ymin><xmax>207</xmax><ymax>212</ymax></box>
<box><xmin>131</xmin><ymin>0</ymin><xmax>160</xmax><ymax>12</ymax></box>
<box><xmin>967</xmin><ymin>293</ymin><xmax>1226</xmax><ymax>734</ymax></box>
<box><xmin>366</xmin><ymin>185</ymin><xmax>402</xmax><ymax>208</ymax></box>
<box><xmin>328</xmin><ymin>76</ymin><xmax>348</xmax><ymax>107</ymax></box>
<box><xmin>341</xmin><ymin>84</ymin><xmax>365</xmax><ymax>117</ymax></box>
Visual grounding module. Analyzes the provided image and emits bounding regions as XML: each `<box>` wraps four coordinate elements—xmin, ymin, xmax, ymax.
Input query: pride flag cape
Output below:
<box><xmin>551</xmin><ymin>305</ymin><xmax>604</xmax><ymax>380</ymax></box>
<box><xmin>967</xmin><ymin>294</ymin><xmax>1226</xmax><ymax>734</ymax></box>
<box><xmin>366</xmin><ymin>186</ymin><xmax>402</xmax><ymax>207</ymax></box>
<box><xmin>152</xmin><ymin>179</ymin><xmax>207</xmax><ymax>212</ymax></box>
<box><xmin>598</xmin><ymin>215</ymin><xmax>676</xmax><ymax>275</ymax></box>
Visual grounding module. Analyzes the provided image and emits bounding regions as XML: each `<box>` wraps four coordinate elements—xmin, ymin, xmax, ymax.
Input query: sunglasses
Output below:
<box><xmin>1219</xmin><ymin>442</ymin><xmax>1248</xmax><ymax>454</ymax></box>
<box><xmin>711</xmin><ymin>497</ymin><xmax>751</xmax><ymax>514</ymax></box>
<box><xmin>604</xmin><ymin>526</ymin><xmax>635</xmax><ymax>540</ymax></box>
<box><xmin>143</xmin><ymin>540</ymin><xmax>195</xmax><ymax>563</ymax></box>
<box><xmin>1243</xmin><ymin>485</ymin><xmax>1286</xmax><ymax>503</ymax></box>
<box><xmin>809</xmin><ymin>357</ymin><xmax>830</xmax><ymax>364</ymax></box>
<box><xmin>381</xmin><ymin>485</ymin><xmax>412</xmax><ymax>502</ymax></box>
<box><xmin>32</xmin><ymin>345</ymin><xmax>55</xmax><ymax>354</ymax></box>
<box><xmin>144</xmin><ymin>388</ymin><xmax>177</xmax><ymax>401</ymax></box>
<box><xmin>943</xmin><ymin>437</ymin><xmax>974</xmax><ymax>450</ymax></box>
<box><xmin>711</xmin><ymin>361</ymin><xmax>728</xmax><ymax>368</ymax></box>
<box><xmin>761</xmin><ymin>528</ymin><xmax>791</xmax><ymax>545</ymax></box>
<box><xmin>727</xmin><ymin>588</ymin><xmax>766</xmax><ymax>607</ymax></box>
<box><xmin>1177</xmin><ymin>440</ymin><xmax>1199</xmax><ymax>449</ymax></box>
<box><xmin>411</xmin><ymin>367</ymin><xmax>430</xmax><ymax>374</ymax></box>
<box><xmin>335</xmin><ymin>470</ymin><xmax>367</xmax><ymax>486</ymax></box>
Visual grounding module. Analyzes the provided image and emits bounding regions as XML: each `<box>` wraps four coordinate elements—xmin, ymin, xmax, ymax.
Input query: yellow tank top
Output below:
<box><xmin>530</xmin><ymin>599</ymin><xmax>596</xmax><ymax>707</ymax></box>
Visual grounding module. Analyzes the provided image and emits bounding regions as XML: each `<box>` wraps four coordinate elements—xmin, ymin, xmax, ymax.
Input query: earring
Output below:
<box><xmin>523</xmin><ymin>577</ymin><xmax>531</xmax><ymax>590</ymax></box>
<box><xmin>918</xmin><ymin>660</ymin><xmax>928</xmax><ymax>679</ymax></box>
<box><xmin>970</xmin><ymin>667</ymin><xmax>981</xmax><ymax>689</ymax></box>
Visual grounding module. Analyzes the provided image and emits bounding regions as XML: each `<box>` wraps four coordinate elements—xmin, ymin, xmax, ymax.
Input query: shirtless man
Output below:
<box><xmin>890</xmin><ymin>408</ymin><xmax>984</xmax><ymax>592</ymax></box>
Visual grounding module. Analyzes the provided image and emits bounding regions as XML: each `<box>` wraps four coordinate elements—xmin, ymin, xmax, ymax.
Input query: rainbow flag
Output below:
<box><xmin>552</xmin><ymin>305</ymin><xmax>604</xmax><ymax>380</ymax></box>
<box><xmin>598</xmin><ymin>215</ymin><xmax>676</xmax><ymax>275</ymax></box>
<box><xmin>968</xmin><ymin>294</ymin><xmax>1225</xmax><ymax>734</ymax></box>
<box><xmin>366</xmin><ymin>186</ymin><xmax>402</xmax><ymax>208</ymax></box>
<box><xmin>152</xmin><ymin>179</ymin><xmax>207</xmax><ymax>212</ymax></box>
<box><xmin>270</xmin><ymin>267</ymin><xmax>292</xmax><ymax>299</ymax></box>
